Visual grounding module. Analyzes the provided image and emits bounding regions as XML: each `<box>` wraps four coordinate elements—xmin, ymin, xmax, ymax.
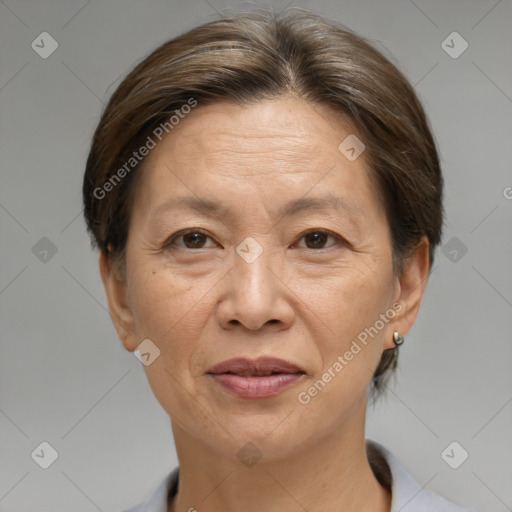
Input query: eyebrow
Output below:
<box><xmin>151</xmin><ymin>193</ymin><xmax>363</xmax><ymax>224</ymax></box>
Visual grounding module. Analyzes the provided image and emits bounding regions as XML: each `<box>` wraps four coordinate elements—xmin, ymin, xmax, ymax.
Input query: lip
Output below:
<box><xmin>207</xmin><ymin>357</ymin><xmax>306</xmax><ymax>399</ymax></box>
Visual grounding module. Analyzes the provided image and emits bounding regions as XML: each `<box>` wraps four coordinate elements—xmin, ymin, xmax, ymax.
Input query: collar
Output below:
<box><xmin>125</xmin><ymin>439</ymin><xmax>472</xmax><ymax>512</ymax></box>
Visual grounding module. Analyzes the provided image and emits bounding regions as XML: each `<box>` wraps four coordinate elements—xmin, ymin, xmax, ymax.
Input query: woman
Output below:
<box><xmin>83</xmin><ymin>8</ymin><xmax>474</xmax><ymax>512</ymax></box>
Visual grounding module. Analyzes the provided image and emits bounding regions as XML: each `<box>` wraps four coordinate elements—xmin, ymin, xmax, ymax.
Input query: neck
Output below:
<box><xmin>168</xmin><ymin>398</ymin><xmax>391</xmax><ymax>512</ymax></box>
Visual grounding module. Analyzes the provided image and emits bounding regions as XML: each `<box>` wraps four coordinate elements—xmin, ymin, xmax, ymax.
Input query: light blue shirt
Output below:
<box><xmin>123</xmin><ymin>439</ymin><xmax>473</xmax><ymax>512</ymax></box>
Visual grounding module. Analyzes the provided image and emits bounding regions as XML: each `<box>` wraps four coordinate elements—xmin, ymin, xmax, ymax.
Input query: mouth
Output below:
<box><xmin>207</xmin><ymin>357</ymin><xmax>306</xmax><ymax>399</ymax></box>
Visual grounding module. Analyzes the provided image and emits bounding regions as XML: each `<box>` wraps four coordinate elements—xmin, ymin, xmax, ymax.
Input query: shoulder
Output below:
<box><xmin>366</xmin><ymin>439</ymin><xmax>474</xmax><ymax>512</ymax></box>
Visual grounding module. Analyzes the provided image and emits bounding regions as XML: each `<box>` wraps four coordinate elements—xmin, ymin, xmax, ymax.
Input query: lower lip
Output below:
<box><xmin>209</xmin><ymin>373</ymin><xmax>304</xmax><ymax>399</ymax></box>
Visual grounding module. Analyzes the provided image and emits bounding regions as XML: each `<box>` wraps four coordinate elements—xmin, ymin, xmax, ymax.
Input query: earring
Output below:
<box><xmin>393</xmin><ymin>331</ymin><xmax>405</xmax><ymax>347</ymax></box>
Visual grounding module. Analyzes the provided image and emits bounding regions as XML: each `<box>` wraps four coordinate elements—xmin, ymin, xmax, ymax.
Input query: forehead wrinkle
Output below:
<box><xmin>149</xmin><ymin>192</ymin><xmax>365</xmax><ymax>228</ymax></box>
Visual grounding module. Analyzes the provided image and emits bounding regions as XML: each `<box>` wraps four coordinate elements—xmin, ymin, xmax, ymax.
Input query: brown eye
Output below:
<box><xmin>305</xmin><ymin>231</ymin><xmax>329</xmax><ymax>249</ymax></box>
<box><xmin>297</xmin><ymin>230</ymin><xmax>341</xmax><ymax>250</ymax></box>
<box><xmin>182</xmin><ymin>232</ymin><xmax>208</xmax><ymax>248</ymax></box>
<box><xmin>164</xmin><ymin>230</ymin><xmax>215</xmax><ymax>250</ymax></box>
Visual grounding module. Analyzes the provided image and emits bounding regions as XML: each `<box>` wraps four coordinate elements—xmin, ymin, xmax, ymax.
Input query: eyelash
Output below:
<box><xmin>162</xmin><ymin>229</ymin><xmax>347</xmax><ymax>251</ymax></box>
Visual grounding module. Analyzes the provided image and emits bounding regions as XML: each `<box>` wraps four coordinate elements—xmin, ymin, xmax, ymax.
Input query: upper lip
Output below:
<box><xmin>207</xmin><ymin>357</ymin><xmax>305</xmax><ymax>376</ymax></box>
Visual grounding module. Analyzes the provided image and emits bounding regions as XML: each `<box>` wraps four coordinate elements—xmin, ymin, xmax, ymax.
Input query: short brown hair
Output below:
<box><xmin>83</xmin><ymin>8</ymin><xmax>443</xmax><ymax>402</ymax></box>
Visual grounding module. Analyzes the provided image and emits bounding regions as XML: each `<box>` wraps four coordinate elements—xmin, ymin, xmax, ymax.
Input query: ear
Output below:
<box><xmin>98</xmin><ymin>249</ymin><xmax>139</xmax><ymax>352</ymax></box>
<box><xmin>384</xmin><ymin>235</ymin><xmax>431</xmax><ymax>349</ymax></box>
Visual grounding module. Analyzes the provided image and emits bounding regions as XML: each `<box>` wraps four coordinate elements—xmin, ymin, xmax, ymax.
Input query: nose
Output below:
<box><xmin>216</xmin><ymin>242</ymin><xmax>295</xmax><ymax>332</ymax></box>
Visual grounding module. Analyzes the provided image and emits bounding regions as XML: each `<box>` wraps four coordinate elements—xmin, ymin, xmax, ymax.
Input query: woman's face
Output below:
<box><xmin>102</xmin><ymin>96</ymin><xmax>424</xmax><ymax>460</ymax></box>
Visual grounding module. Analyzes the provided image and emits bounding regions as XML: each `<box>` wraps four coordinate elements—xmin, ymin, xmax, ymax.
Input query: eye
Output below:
<box><xmin>163</xmin><ymin>229</ymin><xmax>216</xmax><ymax>250</ymax></box>
<box><xmin>295</xmin><ymin>230</ymin><xmax>343</xmax><ymax>250</ymax></box>
<box><xmin>163</xmin><ymin>229</ymin><xmax>345</xmax><ymax>251</ymax></box>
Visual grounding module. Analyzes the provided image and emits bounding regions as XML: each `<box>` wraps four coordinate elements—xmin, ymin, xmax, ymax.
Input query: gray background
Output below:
<box><xmin>1</xmin><ymin>0</ymin><xmax>511</xmax><ymax>510</ymax></box>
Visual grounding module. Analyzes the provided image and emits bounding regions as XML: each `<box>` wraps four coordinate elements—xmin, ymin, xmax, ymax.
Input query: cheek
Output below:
<box><xmin>129</xmin><ymin>262</ymin><xmax>199</xmax><ymax>339</ymax></box>
<box><xmin>307</xmin><ymin>264</ymin><xmax>395</xmax><ymax>384</ymax></box>
<box><xmin>311</xmin><ymin>260</ymin><xmax>393</xmax><ymax>333</ymax></box>
<box><xmin>128</xmin><ymin>267</ymin><xmax>209</xmax><ymax>420</ymax></box>
<box><xmin>127</xmin><ymin>263</ymin><xmax>213</xmax><ymax>377</ymax></box>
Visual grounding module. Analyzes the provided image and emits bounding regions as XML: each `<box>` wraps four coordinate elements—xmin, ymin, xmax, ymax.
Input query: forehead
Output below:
<box><xmin>133</xmin><ymin>97</ymin><xmax>381</xmax><ymax>220</ymax></box>
<box><xmin>151</xmin><ymin>97</ymin><xmax>363</xmax><ymax>165</ymax></box>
